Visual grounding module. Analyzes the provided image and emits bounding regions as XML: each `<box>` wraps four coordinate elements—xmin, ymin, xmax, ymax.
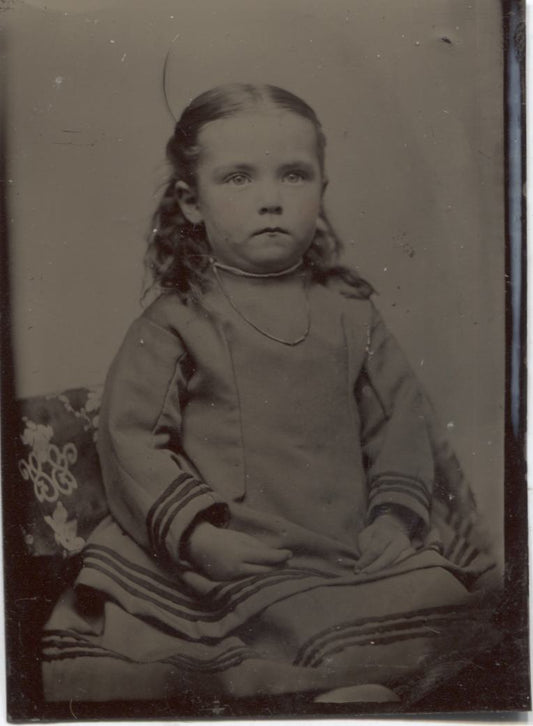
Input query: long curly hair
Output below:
<box><xmin>145</xmin><ymin>83</ymin><xmax>373</xmax><ymax>302</ymax></box>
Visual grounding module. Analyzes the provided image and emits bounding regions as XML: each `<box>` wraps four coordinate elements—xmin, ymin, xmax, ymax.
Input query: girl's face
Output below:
<box><xmin>178</xmin><ymin>110</ymin><xmax>326</xmax><ymax>274</ymax></box>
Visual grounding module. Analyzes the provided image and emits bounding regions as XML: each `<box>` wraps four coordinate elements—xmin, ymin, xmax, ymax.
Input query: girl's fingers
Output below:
<box><xmin>355</xmin><ymin>533</ymin><xmax>391</xmax><ymax>570</ymax></box>
<box><xmin>243</xmin><ymin>547</ymin><xmax>292</xmax><ymax>565</ymax></box>
<box><xmin>354</xmin><ymin>546</ymin><xmax>381</xmax><ymax>571</ymax></box>
<box><xmin>359</xmin><ymin>541</ymin><xmax>407</xmax><ymax>575</ymax></box>
<box><xmin>237</xmin><ymin>562</ymin><xmax>285</xmax><ymax>576</ymax></box>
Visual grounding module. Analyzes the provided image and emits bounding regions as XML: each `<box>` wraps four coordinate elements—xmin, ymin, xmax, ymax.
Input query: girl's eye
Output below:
<box><xmin>283</xmin><ymin>171</ymin><xmax>306</xmax><ymax>184</ymax></box>
<box><xmin>226</xmin><ymin>174</ymin><xmax>250</xmax><ymax>186</ymax></box>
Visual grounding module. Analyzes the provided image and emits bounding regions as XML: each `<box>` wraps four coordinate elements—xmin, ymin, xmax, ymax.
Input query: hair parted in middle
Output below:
<box><xmin>145</xmin><ymin>82</ymin><xmax>373</xmax><ymax>302</ymax></box>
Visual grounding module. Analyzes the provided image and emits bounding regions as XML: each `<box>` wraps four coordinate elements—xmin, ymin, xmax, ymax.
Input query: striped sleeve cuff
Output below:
<box><xmin>367</xmin><ymin>473</ymin><xmax>431</xmax><ymax>528</ymax></box>
<box><xmin>146</xmin><ymin>473</ymin><xmax>229</xmax><ymax>566</ymax></box>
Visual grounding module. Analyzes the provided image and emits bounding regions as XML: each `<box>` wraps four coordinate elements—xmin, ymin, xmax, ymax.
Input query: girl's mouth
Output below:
<box><xmin>253</xmin><ymin>227</ymin><xmax>289</xmax><ymax>236</ymax></box>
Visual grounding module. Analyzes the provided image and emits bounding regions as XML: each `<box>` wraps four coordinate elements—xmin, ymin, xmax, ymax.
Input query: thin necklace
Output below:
<box><xmin>212</xmin><ymin>263</ymin><xmax>311</xmax><ymax>346</ymax></box>
<box><xmin>210</xmin><ymin>257</ymin><xmax>303</xmax><ymax>278</ymax></box>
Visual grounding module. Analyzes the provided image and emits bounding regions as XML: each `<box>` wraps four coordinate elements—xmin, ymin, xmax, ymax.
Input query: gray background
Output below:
<box><xmin>4</xmin><ymin>0</ymin><xmax>504</xmax><ymax>560</ymax></box>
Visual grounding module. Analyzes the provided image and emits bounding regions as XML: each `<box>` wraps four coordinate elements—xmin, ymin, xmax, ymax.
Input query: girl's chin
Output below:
<box><xmin>248</xmin><ymin>248</ymin><xmax>309</xmax><ymax>273</ymax></box>
<box><xmin>247</xmin><ymin>256</ymin><xmax>303</xmax><ymax>274</ymax></box>
<box><xmin>215</xmin><ymin>252</ymin><xmax>305</xmax><ymax>275</ymax></box>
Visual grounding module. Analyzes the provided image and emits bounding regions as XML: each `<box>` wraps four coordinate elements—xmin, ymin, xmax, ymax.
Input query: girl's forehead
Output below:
<box><xmin>197</xmin><ymin>110</ymin><xmax>320</xmax><ymax>163</ymax></box>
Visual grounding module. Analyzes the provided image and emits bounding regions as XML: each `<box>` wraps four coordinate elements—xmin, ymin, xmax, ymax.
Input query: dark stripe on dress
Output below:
<box><xmin>82</xmin><ymin>556</ymin><xmax>223</xmax><ymax>623</ymax></box>
<box><xmin>210</xmin><ymin>564</ymin><xmax>335</xmax><ymax>603</ymax></box>
<box><xmin>164</xmin><ymin>646</ymin><xmax>255</xmax><ymax>673</ymax></box>
<box><xmin>42</xmin><ymin>650</ymin><xmax>134</xmax><ymax>663</ymax></box>
<box><xmin>149</xmin><ymin>477</ymin><xmax>201</xmax><ymax>555</ymax></box>
<box><xmin>83</xmin><ymin>554</ymin><xmax>324</xmax><ymax>625</ymax></box>
<box><xmin>152</xmin><ymin>478</ymin><xmax>198</xmax><ymax>541</ymax></box>
<box><xmin>83</xmin><ymin>544</ymin><xmax>202</xmax><ymax>600</ymax></box>
<box><xmin>307</xmin><ymin>628</ymin><xmax>444</xmax><ymax>668</ymax></box>
<box><xmin>43</xmin><ymin>638</ymin><xmax>111</xmax><ymax>653</ymax></box>
<box><xmin>293</xmin><ymin>601</ymin><xmax>479</xmax><ymax>666</ymax></box>
<box><xmin>297</xmin><ymin>611</ymin><xmax>481</xmax><ymax>667</ymax></box>
<box><xmin>158</xmin><ymin>483</ymin><xmax>212</xmax><ymax>548</ymax></box>
<box><xmin>146</xmin><ymin>474</ymin><xmax>193</xmax><ymax>552</ymax></box>
<box><xmin>42</xmin><ymin>649</ymin><xmax>249</xmax><ymax>673</ymax></box>
<box><xmin>83</xmin><ymin>546</ymin><xmax>216</xmax><ymax>613</ymax></box>
<box><xmin>369</xmin><ymin>479</ymin><xmax>431</xmax><ymax>505</ymax></box>
<box><xmin>370</xmin><ymin>472</ymin><xmax>431</xmax><ymax>496</ymax></box>
<box><xmin>43</xmin><ymin>629</ymin><xmax>98</xmax><ymax>643</ymax></box>
<box><xmin>368</xmin><ymin>484</ymin><xmax>430</xmax><ymax>510</ymax></box>
<box><xmin>85</xmin><ymin>545</ymin><xmax>326</xmax><ymax>615</ymax></box>
<box><xmin>43</xmin><ymin>634</ymin><xmax>253</xmax><ymax>672</ymax></box>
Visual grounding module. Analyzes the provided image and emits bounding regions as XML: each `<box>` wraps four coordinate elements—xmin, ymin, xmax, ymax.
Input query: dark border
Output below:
<box><xmin>1</xmin><ymin>0</ymin><xmax>530</xmax><ymax>720</ymax></box>
<box><xmin>500</xmin><ymin>0</ymin><xmax>530</xmax><ymax>708</ymax></box>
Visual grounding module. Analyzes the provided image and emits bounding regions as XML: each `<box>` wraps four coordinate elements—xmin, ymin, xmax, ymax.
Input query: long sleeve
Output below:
<box><xmin>97</xmin><ymin>313</ymin><xmax>229</xmax><ymax>567</ymax></box>
<box><xmin>355</xmin><ymin>303</ymin><xmax>434</xmax><ymax>531</ymax></box>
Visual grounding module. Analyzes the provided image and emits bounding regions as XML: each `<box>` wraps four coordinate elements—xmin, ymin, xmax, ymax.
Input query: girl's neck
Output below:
<box><xmin>210</xmin><ymin>257</ymin><xmax>310</xmax><ymax>345</ymax></box>
<box><xmin>210</xmin><ymin>257</ymin><xmax>304</xmax><ymax>280</ymax></box>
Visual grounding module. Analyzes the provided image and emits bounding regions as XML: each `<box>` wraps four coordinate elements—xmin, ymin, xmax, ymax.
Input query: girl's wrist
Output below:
<box><xmin>179</xmin><ymin>503</ymin><xmax>230</xmax><ymax>565</ymax></box>
<box><xmin>374</xmin><ymin>510</ymin><xmax>409</xmax><ymax>535</ymax></box>
<box><xmin>181</xmin><ymin>520</ymin><xmax>216</xmax><ymax>565</ymax></box>
<box><xmin>370</xmin><ymin>504</ymin><xmax>418</xmax><ymax>537</ymax></box>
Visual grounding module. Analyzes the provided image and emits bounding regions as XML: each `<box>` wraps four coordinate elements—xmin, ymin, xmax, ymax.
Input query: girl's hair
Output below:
<box><xmin>145</xmin><ymin>83</ymin><xmax>373</xmax><ymax>302</ymax></box>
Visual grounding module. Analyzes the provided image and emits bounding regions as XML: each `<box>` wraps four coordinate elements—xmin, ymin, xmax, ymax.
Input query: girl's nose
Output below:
<box><xmin>257</xmin><ymin>182</ymin><xmax>282</xmax><ymax>214</ymax></box>
<box><xmin>259</xmin><ymin>202</ymin><xmax>282</xmax><ymax>214</ymax></box>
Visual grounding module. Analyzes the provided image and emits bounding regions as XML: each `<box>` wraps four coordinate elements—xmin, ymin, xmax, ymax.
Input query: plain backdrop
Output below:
<box><xmin>4</xmin><ymin>0</ymin><xmax>504</xmax><ymax>558</ymax></box>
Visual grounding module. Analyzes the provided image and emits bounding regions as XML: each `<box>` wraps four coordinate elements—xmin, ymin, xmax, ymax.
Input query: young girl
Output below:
<box><xmin>42</xmin><ymin>83</ymin><xmax>498</xmax><ymax>705</ymax></box>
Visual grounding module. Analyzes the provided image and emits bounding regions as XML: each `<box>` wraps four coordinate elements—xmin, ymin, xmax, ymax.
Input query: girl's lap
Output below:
<box><xmin>256</xmin><ymin>568</ymin><xmax>499</xmax><ymax>703</ymax></box>
<box><xmin>43</xmin><ymin>568</ymin><xmax>494</xmax><ymax>703</ymax></box>
<box><xmin>238</xmin><ymin>567</ymin><xmax>494</xmax><ymax>685</ymax></box>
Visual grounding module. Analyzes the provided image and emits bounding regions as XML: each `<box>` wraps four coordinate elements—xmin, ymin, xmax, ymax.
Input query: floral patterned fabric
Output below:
<box><xmin>16</xmin><ymin>386</ymin><xmax>109</xmax><ymax>557</ymax></box>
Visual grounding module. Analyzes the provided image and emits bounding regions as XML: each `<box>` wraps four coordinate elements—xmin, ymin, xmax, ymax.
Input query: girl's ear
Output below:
<box><xmin>175</xmin><ymin>181</ymin><xmax>203</xmax><ymax>224</ymax></box>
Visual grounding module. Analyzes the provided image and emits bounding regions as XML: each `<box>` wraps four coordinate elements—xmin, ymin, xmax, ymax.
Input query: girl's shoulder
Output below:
<box><xmin>318</xmin><ymin>276</ymin><xmax>375</xmax><ymax>320</ymax></box>
<box><xmin>139</xmin><ymin>290</ymin><xmax>202</xmax><ymax>335</ymax></box>
<box><xmin>308</xmin><ymin>280</ymin><xmax>375</xmax><ymax>345</ymax></box>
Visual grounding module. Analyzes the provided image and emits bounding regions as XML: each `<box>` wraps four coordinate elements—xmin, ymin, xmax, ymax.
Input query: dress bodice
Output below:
<box><xmin>194</xmin><ymin>271</ymin><xmax>368</xmax><ymax>549</ymax></box>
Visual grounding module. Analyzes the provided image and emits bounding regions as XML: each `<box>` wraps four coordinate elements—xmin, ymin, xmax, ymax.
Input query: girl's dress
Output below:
<box><xmin>42</xmin><ymin>270</ymin><xmax>499</xmax><ymax>703</ymax></box>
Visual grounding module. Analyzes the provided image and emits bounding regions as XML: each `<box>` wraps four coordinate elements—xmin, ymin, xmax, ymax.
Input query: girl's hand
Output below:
<box><xmin>186</xmin><ymin>521</ymin><xmax>292</xmax><ymax>581</ymax></box>
<box><xmin>355</xmin><ymin>513</ymin><xmax>412</xmax><ymax>575</ymax></box>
